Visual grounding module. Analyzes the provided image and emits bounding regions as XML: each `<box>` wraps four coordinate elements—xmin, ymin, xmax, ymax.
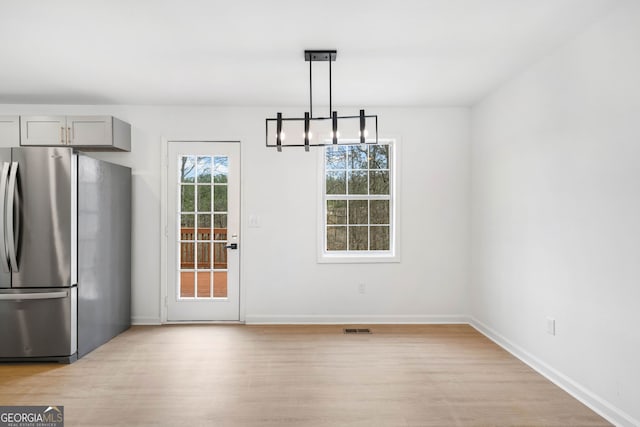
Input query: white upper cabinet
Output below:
<box><xmin>0</xmin><ymin>116</ymin><xmax>20</xmax><ymax>147</ymax></box>
<box><xmin>19</xmin><ymin>116</ymin><xmax>66</xmax><ymax>146</ymax></box>
<box><xmin>67</xmin><ymin>116</ymin><xmax>113</xmax><ymax>147</ymax></box>
<box><xmin>20</xmin><ymin>115</ymin><xmax>131</xmax><ymax>152</ymax></box>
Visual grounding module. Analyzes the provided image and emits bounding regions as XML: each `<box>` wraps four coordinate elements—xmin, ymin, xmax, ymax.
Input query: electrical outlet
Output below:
<box><xmin>358</xmin><ymin>283</ymin><xmax>366</xmax><ymax>294</ymax></box>
<box><xmin>546</xmin><ymin>317</ymin><xmax>556</xmax><ymax>336</ymax></box>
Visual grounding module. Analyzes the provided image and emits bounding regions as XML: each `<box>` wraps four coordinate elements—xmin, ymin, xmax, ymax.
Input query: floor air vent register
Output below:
<box><xmin>343</xmin><ymin>328</ymin><xmax>372</xmax><ymax>334</ymax></box>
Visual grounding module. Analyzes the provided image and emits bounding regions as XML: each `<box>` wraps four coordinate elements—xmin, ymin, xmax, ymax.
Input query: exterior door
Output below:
<box><xmin>167</xmin><ymin>141</ymin><xmax>240</xmax><ymax>321</ymax></box>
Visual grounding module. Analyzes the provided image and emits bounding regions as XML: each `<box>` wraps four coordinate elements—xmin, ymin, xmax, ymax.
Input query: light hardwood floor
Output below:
<box><xmin>0</xmin><ymin>325</ymin><xmax>611</xmax><ymax>426</ymax></box>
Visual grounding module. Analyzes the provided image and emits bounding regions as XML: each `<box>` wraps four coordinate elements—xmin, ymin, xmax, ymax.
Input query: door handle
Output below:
<box><xmin>6</xmin><ymin>161</ymin><xmax>18</xmax><ymax>272</ymax></box>
<box><xmin>225</xmin><ymin>243</ymin><xmax>238</xmax><ymax>250</ymax></box>
<box><xmin>0</xmin><ymin>162</ymin><xmax>10</xmax><ymax>273</ymax></box>
<box><xmin>0</xmin><ymin>290</ymin><xmax>69</xmax><ymax>301</ymax></box>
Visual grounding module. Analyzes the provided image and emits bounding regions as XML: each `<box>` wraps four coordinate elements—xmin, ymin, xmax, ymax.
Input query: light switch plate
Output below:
<box><xmin>248</xmin><ymin>215</ymin><xmax>261</xmax><ymax>228</ymax></box>
<box><xmin>546</xmin><ymin>317</ymin><xmax>556</xmax><ymax>336</ymax></box>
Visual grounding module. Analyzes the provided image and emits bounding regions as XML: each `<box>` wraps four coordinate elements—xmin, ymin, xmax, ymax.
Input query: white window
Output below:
<box><xmin>319</xmin><ymin>140</ymin><xmax>398</xmax><ymax>263</ymax></box>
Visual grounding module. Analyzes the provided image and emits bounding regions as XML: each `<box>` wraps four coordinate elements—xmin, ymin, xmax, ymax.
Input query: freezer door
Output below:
<box><xmin>0</xmin><ymin>287</ymin><xmax>77</xmax><ymax>358</ymax></box>
<box><xmin>10</xmin><ymin>147</ymin><xmax>77</xmax><ymax>287</ymax></box>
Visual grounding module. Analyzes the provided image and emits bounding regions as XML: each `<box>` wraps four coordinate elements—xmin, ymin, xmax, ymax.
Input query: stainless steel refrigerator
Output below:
<box><xmin>0</xmin><ymin>147</ymin><xmax>131</xmax><ymax>363</ymax></box>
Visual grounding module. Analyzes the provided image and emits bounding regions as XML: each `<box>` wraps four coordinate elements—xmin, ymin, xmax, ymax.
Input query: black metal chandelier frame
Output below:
<box><xmin>265</xmin><ymin>50</ymin><xmax>378</xmax><ymax>151</ymax></box>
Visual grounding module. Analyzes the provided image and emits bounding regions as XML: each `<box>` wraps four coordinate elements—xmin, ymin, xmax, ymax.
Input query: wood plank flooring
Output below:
<box><xmin>0</xmin><ymin>324</ymin><xmax>611</xmax><ymax>426</ymax></box>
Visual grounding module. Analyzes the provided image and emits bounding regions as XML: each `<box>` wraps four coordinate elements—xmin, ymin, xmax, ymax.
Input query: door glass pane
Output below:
<box><xmin>181</xmin><ymin>214</ymin><xmax>195</xmax><ymax>228</ymax></box>
<box><xmin>214</xmin><ymin>272</ymin><xmax>227</xmax><ymax>297</ymax></box>
<box><xmin>213</xmin><ymin>243</ymin><xmax>227</xmax><ymax>269</ymax></box>
<box><xmin>181</xmin><ymin>227</ymin><xmax>195</xmax><ymax>241</ymax></box>
<box><xmin>214</xmin><ymin>228</ymin><xmax>227</xmax><ymax>241</ymax></box>
<box><xmin>213</xmin><ymin>214</ymin><xmax>227</xmax><ymax>240</ymax></box>
<box><xmin>213</xmin><ymin>214</ymin><xmax>227</xmax><ymax>228</ymax></box>
<box><xmin>197</xmin><ymin>215</ymin><xmax>212</xmax><ymax>241</ymax></box>
<box><xmin>197</xmin><ymin>156</ymin><xmax>212</xmax><ymax>183</ymax></box>
<box><xmin>181</xmin><ymin>185</ymin><xmax>194</xmax><ymax>211</ymax></box>
<box><xmin>181</xmin><ymin>215</ymin><xmax>195</xmax><ymax>242</ymax></box>
<box><xmin>214</xmin><ymin>157</ymin><xmax>228</xmax><ymax>183</ymax></box>
<box><xmin>214</xmin><ymin>185</ymin><xmax>227</xmax><ymax>212</ymax></box>
<box><xmin>198</xmin><ymin>185</ymin><xmax>211</xmax><ymax>212</ymax></box>
<box><xmin>180</xmin><ymin>156</ymin><xmax>196</xmax><ymax>183</ymax></box>
<box><xmin>180</xmin><ymin>242</ymin><xmax>194</xmax><ymax>269</ymax></box>
<box><xmin>180</xmin><ymin>272</ymin><xmax>195</xmax><ymax>297</ymax></box>
<box><xmin>197</xmin><ymin>272</ymin><xmax>211</xmax><ymax>297</ymax></box>
<box><xmin>197</xmin><ymin>242</ymin><xmax>211</xmax><ymax>269</ymax></box>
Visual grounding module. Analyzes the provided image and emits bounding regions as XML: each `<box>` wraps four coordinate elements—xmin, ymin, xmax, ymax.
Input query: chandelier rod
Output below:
<box><xmin>329</xmin><ymin>57</ymin><xmax>332</xmax><ymax>116</ymax></box>
<box><xmin>308</xmin><ymin>53</ymin><xmax>334</xmax><ymax>119</ymax></box>
<box><xmin>309</xmin><ymin>56</ymin><xmax>313</xmax><ymax>118</ymax></box>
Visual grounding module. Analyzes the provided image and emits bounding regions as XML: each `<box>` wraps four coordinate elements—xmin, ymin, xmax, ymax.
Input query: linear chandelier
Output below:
<box><xmin>265</xmin><ymin>50</ymin><xmax>378</xmax><ymax>151</ymax></box>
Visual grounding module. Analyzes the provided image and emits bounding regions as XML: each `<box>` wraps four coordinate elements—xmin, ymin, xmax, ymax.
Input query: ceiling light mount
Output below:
<box><xmin>266</xmin><ymin>49</ymin><xmax>378</xmax><ymax>151</ymax></box>
<box><xmin>304</xmin><ymin>50</ymin><xmax>337</xmax><ymax>62</ymax></box>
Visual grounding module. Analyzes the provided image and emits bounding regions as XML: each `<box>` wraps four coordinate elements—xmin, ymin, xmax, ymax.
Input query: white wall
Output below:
<box><xmin>0</xmin><ymin>105</ymin><xmax>470</xmax><ymax>324</ymax></box>
<box><xmin>470</xmin><ymin>1</ymin><xmax>640</xmax><ymax>425</ymax></box>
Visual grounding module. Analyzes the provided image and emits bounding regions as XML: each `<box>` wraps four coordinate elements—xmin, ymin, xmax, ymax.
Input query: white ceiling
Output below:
<box><xmin>0</xmin><ymin>0</ymin><xmax>620</xmax><ymax>107</ymax></box>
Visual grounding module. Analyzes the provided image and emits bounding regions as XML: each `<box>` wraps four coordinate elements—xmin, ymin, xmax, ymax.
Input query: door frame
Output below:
<box><xmin>160</xmin><ymin>138</ymin><xmax>244</xmax><ymax>323</ymax></box>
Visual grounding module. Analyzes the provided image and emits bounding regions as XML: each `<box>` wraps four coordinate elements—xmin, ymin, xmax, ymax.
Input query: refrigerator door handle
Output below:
<box><xmin>0</xmin><ymin>162</ymin><xmax>10</xmax><ymax>273</ymax></box>
<box><xmin>0</xmin><ymin>290</ymin><xmax>69</xmax><ymax>301</ymax></box>
<box><xmin>6</xmin><ymin>161</ymin><xmax>19</xmax><ymax>272</ymax></box>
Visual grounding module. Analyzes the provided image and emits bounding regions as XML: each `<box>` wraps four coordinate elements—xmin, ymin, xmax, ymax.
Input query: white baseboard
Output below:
<box><xmin>131</xmin><ymin>317</ymin><xmax>162</xmax><ymax>325</ymax></box>
<box><xmin>245</xmin><ymin>314</ymin><xmax>470</xmax><ymax>325</ymax></box>
<box><xmin>469</xmin><ymin>317</ymin><xmax>638</xmax><ymax>427</ymax></box>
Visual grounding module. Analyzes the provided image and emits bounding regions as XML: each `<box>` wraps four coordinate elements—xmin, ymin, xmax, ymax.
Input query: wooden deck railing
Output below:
<box><xmin>180</xmin><ymin>227</ymin><xmax>227</xmax><ymax>269</ymax></box>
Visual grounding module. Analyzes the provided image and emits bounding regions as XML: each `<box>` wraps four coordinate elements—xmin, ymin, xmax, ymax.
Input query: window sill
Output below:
<box><xmin>317</xmin><ymin>253</ymin><xmax>400</xmax><ymax>264</ymax></box>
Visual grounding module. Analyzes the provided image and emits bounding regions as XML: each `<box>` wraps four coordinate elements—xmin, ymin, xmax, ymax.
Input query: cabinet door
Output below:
<box><xmin>67</xmin><ymin>116</ymin><xmax>112</xmax><ymax>147</ymax></box>
<box><xmin>20</xmin><ymin>116</ymin><xmax>67</xmax><ymax>146</ymax></box>
<box><xmin>0</xmin><ymin>116</ymin><xmax>20</xmax><ymax>147</ymax></box>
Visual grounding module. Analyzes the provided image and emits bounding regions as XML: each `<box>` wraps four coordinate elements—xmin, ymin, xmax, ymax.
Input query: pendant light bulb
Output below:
<box><xmin>304</xmin><ymin>111</ymin><xmax>311</xmax><ymax>151</ymax></box>
<box><xmin>359</xmin><ymin>109</ymin><xmax>366</xmax><ymax>144</ymax></box>
<box><xmin>276</xmin><ymin>112</ymin><xmax>283</xmax><ymax>151</ymax></box>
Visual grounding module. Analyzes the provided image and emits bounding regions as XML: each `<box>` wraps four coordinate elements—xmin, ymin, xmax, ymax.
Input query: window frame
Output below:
<box><xmin>317</xmin><ymin>138</ymin><xmax>400</xmax><ymax>264</ymax></box>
